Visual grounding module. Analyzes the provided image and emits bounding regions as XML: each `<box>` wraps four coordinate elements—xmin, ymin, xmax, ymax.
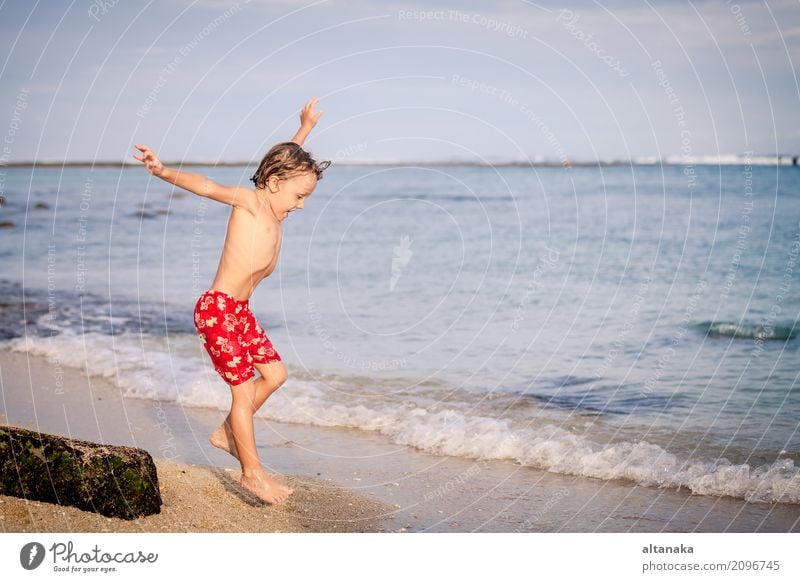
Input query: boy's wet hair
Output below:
<box><xmin>250</xmin><ymin>142</ymin><xmax>331</xmax><ymax>190</ymax></box>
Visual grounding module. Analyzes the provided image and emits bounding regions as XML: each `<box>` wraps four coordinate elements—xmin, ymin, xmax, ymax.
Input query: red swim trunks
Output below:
<box><xmin>193</xmin><ymin>289</ymin><xmax>281</xmax><ymax>386</ymax></box>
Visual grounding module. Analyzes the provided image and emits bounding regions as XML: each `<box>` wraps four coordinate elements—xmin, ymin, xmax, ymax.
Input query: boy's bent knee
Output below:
<box><xmin>275</xmin><ymin>367</ymin><xmax>288</xmax><ymax>388</ymax></box>
<box><xmin>266</xmin><ymin>369</ymin><xmax>288</xmax><ymax>394</ymax></box>
<box><xmin>255</xmin><ymin>361</ymin><xmax>288</xmax><ymax>390</ymax></box>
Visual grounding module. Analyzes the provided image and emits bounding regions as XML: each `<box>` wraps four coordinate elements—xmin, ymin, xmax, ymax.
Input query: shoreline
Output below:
<box><xmin>1</xmin><ymin>348</ymin><xmax>798</xmax><ymax>532</ymax></box>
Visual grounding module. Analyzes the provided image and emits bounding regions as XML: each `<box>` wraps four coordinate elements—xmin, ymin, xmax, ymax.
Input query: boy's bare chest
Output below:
<box><xmin>224</xmin><ymin>209</ymin><xmax>282</xmax><ymax>274</ymax></box>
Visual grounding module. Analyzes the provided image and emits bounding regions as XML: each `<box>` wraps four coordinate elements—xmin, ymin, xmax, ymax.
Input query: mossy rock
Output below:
<box><xmin>0</xmin><ymin>425</ymin><xmax>161</xmax><ymax>519</ymax></box>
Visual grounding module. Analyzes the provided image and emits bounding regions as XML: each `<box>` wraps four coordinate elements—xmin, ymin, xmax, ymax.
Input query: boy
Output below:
<box><xmin>133</xmin><ymin>98</ymin><xmax>330</xmax><ymax>504</ymax></box>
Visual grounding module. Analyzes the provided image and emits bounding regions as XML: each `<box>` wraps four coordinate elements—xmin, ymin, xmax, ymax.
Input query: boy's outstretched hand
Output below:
<box><xmin>299</xmin><ymin>97</ymin><xmax>323</xmax><ymax>130</ymax></box>
<box><xmin>132</xmin><ymin>144</ymin><xmax>164</xmax><ymax>177</ymax></box>
<box><xmin>291</xmin><ymin>98</ymin><xmax>324</xmax><ymax>146</ymax></box>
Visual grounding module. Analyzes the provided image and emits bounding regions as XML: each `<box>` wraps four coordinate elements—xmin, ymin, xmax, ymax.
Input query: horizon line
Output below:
<box><xmin>2</xmin><ymin>154</ymin><xmax>799</xmax><ymax>169</ymax></box>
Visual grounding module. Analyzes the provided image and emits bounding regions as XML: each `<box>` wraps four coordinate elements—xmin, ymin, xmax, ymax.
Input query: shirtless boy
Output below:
<box><xmin>133</xmin><ymin>98</ymin><xmax>330</xmax><ymax>504</ymax></box>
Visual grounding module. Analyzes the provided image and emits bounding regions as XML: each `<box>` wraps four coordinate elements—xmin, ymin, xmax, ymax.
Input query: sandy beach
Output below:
<box><xmin>1</xmin><ymin>348</ymin><xmax>798</xmax><ymax>533</ymax></box>
<box><xmin>1</xmin><ymin>457</ymin><xmax>390</xmax><ymax>533</ymax></box>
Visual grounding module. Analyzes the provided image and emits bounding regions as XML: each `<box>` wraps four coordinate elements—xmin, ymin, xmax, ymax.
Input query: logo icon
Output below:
<box><xmin>20</xmin><ymin>542</ymin><xmax>46</xmax><ymax>570</ymax></box>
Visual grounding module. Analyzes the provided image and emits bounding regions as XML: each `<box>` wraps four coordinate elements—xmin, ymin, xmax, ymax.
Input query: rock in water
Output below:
<box><xmin>0</xmin><ymin>425</ymin><xmax>162</xmax><ymax>519</ymax></box>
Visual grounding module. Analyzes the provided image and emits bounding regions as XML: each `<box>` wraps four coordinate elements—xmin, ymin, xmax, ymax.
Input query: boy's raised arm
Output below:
<box><xmin>290</xmin><ymin>97</ymin><xmax>324</xmax><ymax>146</ymax></box>
<box><xmin>132</xmin><ymin>144</ymin><xmax>255</xmax><ymax>212</ymax></box>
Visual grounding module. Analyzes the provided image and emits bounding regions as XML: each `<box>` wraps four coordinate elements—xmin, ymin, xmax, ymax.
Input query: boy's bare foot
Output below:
<box><xmin>209</xmin><ymin>422</ymin><xmax>239</xmax><ymax>460</ymax></box>
<box><xmin>241</xmin><ymin>469</ymin><xmax>294</xmax><ymax>505</ymax></box>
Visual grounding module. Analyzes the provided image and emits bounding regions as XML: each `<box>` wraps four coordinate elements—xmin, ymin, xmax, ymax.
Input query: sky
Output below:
<box><xmin>0</xmin><ymin>0</ymin><xmax>798</xmax><ymax>164</ymax></box>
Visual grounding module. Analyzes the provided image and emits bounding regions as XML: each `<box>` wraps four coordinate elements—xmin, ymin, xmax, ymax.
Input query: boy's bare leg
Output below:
<box><xmin>225</xmin><ymin>377</ymin><xmax>293</xmax><ymax>504</ymax></box>
<box><xmin>209</xmin><ymin>361</ymin><xmax>287</xmax><ymax>459</ymax></box>
<box><xmin>209</xmin><ymin>413</ymin><xmax>240</xmax><ymax>459</ymax></box>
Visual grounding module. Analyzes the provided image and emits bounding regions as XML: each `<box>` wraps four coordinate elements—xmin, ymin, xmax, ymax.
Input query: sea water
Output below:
<box><xmin>1</xmin><ymin>163</ymin><xmax>798</xmax><ymax>504</ymax></box>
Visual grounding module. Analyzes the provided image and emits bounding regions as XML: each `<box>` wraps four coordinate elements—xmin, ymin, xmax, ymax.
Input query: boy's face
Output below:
<box><xmin>267</xmin><ymin>171</ymin><xmax>317</xmax><ymax>221</ymax></box>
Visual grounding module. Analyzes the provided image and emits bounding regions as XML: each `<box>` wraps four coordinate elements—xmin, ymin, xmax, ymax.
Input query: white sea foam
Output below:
<box><xmin>266</xmin><ymin>392</ymin><xmax>800</xmax><ymax>503</ymax></box>
<box><xmin>4</xmin><ymin>330</ymin><xmax>799</xmax><ymax>504</ymax></box>
<box><xmin>2</xmin><ymin>330</ymin><xmax>229</xmax><ymax>410</ymax></box>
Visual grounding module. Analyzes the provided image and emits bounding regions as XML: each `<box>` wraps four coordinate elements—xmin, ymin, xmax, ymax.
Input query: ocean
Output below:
<box><xmin>1</xmin><ymin>162</ymin><xmax>799</xmax><ymax>505</ymax></box>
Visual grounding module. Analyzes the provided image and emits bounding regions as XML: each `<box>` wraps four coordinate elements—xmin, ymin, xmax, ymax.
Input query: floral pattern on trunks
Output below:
<box><xmin>193</xmin><ymin>289</ymin><xmax>280</xmax><ymax>385</ymax></box>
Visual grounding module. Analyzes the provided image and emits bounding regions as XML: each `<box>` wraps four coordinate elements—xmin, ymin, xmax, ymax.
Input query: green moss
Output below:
<box><xmin>52</xmin><ymin>450</ymin><xmax>73</xmax><ymax>464</ymax></box>
<box><xmin>21</xmin><ymin>451</ymin><xmax>40</xmax><ymax>470</ymax></box>
<box><xmin>26</xmin><ymin>442</ymin><xmax>46</xmax><ymax>461</ymax></box>
<box><xmin>1</xmin><ymin>426</ymin><xmax>162</xmax><ymax>518</ymax></box>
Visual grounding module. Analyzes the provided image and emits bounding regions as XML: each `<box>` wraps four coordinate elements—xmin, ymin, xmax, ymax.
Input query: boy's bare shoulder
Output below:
<box><xmin>201</xmin><ymin>182</ymin><xmax>262</xmax><ymax>215</ymax></box>
<box><xmin>235</xmin><ymin>187</ymin><xmax>279</xmax><ymax>227</ymax></box>
<box><xmin>227</xmin><ymin>186</ymin><xmax>263</xmax><ymax>217</ymax></box>
<box><xmin>233</xmin><ymin>186</ymin><xmax>259</xmax><ymax>214</ymax></box>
